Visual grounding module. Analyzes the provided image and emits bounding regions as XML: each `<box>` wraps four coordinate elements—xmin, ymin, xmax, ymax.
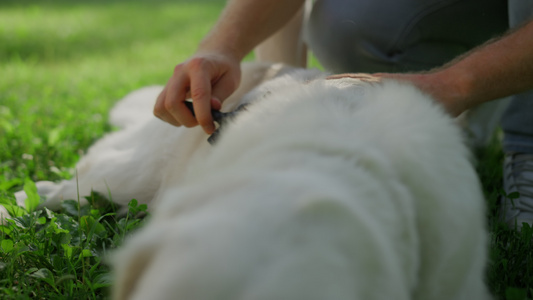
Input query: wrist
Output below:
<box><xmin>197</xmin><ymin>37</ymin><xmax>245</xmax><ymax>63</ymax></box>
<box><xmin>431</xmin><ymin>67</ymin><xmax>479</xmax><ymax>115</ymax></box>
<box><xmin>377</xmin><ymin>71</ymin><xmax>471</xmax><ymax>117</ymax></box>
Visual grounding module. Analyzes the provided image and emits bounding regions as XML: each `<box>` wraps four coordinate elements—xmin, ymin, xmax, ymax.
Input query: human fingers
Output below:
<box><xmin>181</xmin><ymin>90</ymin><xmax>222</xmax><ymax>110</ymax></box>
<box><xmin>189</xmin><ymin>60</ymin><xmax>216</xmax><ymax>134</ymax></box>
<box><xmin>211</xmin><ymin>97</ymin><xmax>222</xmax><ymax>111</ymax></box>
<box><xmin>189</xmin><ymin>55</ymin><xmax>240</xmax><ymax>133</ymax></box>
<box><xmin>326</xmin><ymin>73</ymin><xmax>383</xmax><ymax>83</ymax></box>
<box><xmin>154</xmin><ymin>64</ymin><xmax>197</xmax><ymax>127</ymax></box>
<box><xmin>163</xmin><ymin>64</ymin><xmax>199</xmax><ymax>127</ymax></box>
<box><xmin>154</xmin><ymin>86</ymin><xmax>182</xmax><ymax>127</ymax></box>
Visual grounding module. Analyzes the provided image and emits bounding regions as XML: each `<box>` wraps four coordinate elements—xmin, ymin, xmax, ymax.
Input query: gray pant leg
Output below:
<box><xmin>305</xmin><ymin>0</ymin><xmax>511</xmax><ymax>149</ymax></box>
<box><xmin>305</xmin><ymin>0</ymin><xmax>508</xmax><ymax>73</ymax></box>
<box><xmin>501</xmin><ymin>0</ymin><xmax>533</xmax><ymax>154</ymax></box>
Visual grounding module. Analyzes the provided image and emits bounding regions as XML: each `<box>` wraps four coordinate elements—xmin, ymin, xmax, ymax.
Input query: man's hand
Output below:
<box><xmin>154</xmin><ymin>53</ymin><xmax>241</xmax><ymax>134</ymax></box>
<box><xmin>327</xmin><ymin>72</ymin><xmax>468</xmax><ymax>117</ymax></box>
<box><xmin>328</xmin><ymin>20</ymin><xmax>533</xmax><ymax>117</ymax></box>
<box><xmin>326</xmin><ymin>73</ymin><xmax>382</xmax><ymax>83</ymax></box>
<box><xmin>153</xmin><ymin>0</ymin><xmax>306</xmax><ymax>134</ymax></box>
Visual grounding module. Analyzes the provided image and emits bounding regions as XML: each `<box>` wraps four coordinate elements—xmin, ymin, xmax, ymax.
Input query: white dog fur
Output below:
<box><xmin>7</xmin><ymin>63</ymin><xmax>489</xmax><ymax>299</ymax></box>
<box><xmin>7</xmin><ymin>63</ymin><xmax>295</xmax><ymax>212</ymax></box>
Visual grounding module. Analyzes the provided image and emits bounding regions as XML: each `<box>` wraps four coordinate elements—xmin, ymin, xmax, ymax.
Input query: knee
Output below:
<box><xmin>305</xmin><ymin>0</ymin><xmax>508</xmax><ymax>73</ymax></box>
<box><xmin>305</xmin><ymin>0</ymin><xmax>399</xmax><ymax>73</ymax></box>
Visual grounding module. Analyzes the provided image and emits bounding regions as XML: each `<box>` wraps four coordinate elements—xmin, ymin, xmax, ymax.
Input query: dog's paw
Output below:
<box><xmin>14</xmin><ymin>181</ymin><xmax>60</xmax><ymax>207</ymax></box>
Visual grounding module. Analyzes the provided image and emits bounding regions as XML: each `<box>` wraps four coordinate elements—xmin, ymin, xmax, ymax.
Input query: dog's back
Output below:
<box><xmin>113</xmin><ymin>73</ymin><xmax>489</xmax><ymax>300</ymax></box>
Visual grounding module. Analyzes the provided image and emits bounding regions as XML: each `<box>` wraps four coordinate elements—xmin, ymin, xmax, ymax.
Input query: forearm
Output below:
<box><xmin>198</xmin><ymin>0</ymin><xmax>305</xmax><ymax>61</ymax></box>
<box><xmin>375</xmin><ymin>20</ymin><xmax>533</xmax><ymax>116</ymax></box>
<box><xmin>434</xmin><ymin>19</ymin><xmax>533</xmax><ymax>112</ymax></box>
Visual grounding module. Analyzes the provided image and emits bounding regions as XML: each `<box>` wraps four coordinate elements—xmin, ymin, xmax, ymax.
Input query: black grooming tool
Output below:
<box><xmin>184</xmin><ymin>101</ymin><xmax>249</xmax><ymax>145</ymax></box>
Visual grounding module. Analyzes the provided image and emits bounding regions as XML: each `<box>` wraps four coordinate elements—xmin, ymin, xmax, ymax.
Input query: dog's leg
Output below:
<box><xmin>8</xmin><ymin>62</ymin><xmax>297</xmax><ymax>214</ymax></box>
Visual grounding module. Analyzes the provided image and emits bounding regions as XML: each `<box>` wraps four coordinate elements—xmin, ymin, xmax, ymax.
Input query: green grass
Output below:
<box><xmin>0</xmin><ymin>0</ymin><xmax>225</xmax><ymax>298</ymax></box>
<box><xmin>0</xmin><ymin>0</ymin><xmax>225</xmax><ymax>186</ymax></box>
<box><xmin>0</xmin><ymin>0</ymin><xmax>532</xmax><ymax>299</ymax></box>
<box><xmin>476</xmin><ymin>135</ymin><xmax>533</xmax><ymax>300</ymax></box>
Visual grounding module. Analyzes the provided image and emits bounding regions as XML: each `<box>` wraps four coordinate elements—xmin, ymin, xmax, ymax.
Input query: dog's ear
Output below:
<box><xmin>184</xmin><ymin>101</ymin><xmax>249</xmax><ymax>145</ymax></box>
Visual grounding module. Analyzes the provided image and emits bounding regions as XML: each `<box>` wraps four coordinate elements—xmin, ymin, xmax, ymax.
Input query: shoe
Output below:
<box><xmin>455</xmin><ymin>97</ymin><xmax>510</xmax><ymax>151</ymax></box>
<box><xmin>500</xmin><ymin>153</ymin><xmax>533</xmax><ymax>231</ymax></box>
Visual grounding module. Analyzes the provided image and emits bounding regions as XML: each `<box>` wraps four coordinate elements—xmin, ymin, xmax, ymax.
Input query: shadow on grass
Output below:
<box><xmin>0</xmin><ymin>0</ymin><xmax>224</xmax><ymax>63</ymax></box>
